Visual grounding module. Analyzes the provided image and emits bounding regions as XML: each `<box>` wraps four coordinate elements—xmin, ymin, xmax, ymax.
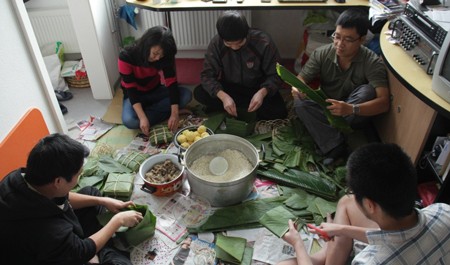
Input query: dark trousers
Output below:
<box><xmin>294</xmin><ymin>84</ymin><xmax>376</xmax><ymax>154</ymax></box>
<box><xmin>75</xmin><ymin>187</ymin><xmax>132</xmax><ymax>265</ymax></box>
<box><xmin>194</xmin><ymin>83</ymin><xmax>288</xmax><ymax>120</ymax></box>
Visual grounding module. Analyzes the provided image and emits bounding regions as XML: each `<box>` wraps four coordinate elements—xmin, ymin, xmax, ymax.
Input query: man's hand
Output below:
<box><xmin>282</xmin><ymin>219</ymin><xmax>303</xmax><ymax>247</ymax></box>
<box><xmin>292</xmin><ymin>87</ymin><xmax>307</xmax><ymax>100</ymax></box>
<box><xmin>248</xmin><ymin>88</ymin><xmax>268</xmax><ymax>112</ymax></box>
<box><xmin>139</xmin><ymin>117</ymin><xmax>151</xmax><ymax>136</ymax></box>
<box><xmin>168</xmin><ymin>114</ymin><xmax>179</xmax><ymax>133</ymax></box>
<box><xmin>326</xmin><ymin>99</ymin><xmax>352</xmax><ymax>116</ymax></box>
<box><xmin>100</xmin><ymin>197</ymin><xmax>135</xmax><ymax>213</ymax></box>
<box><xmin>113</xmin><ymin>210</ymin><xmax>144</xmax><ymax>227</ymax></box>
<box><xmin>217</xmin><ymin>90</ymin><xmax>237</xmax><ymax>117</ymax></box>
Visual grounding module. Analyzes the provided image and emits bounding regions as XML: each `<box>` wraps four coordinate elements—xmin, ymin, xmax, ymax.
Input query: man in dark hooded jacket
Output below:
<box><xmin>194</xmin><ymin>10</ymin><xmax>288</xmax><ymax>120</ymax></box>
<box><xmin>0</xmin><ymin>133</ymin><xmax>143</xmax><ymax>265</ymax></box>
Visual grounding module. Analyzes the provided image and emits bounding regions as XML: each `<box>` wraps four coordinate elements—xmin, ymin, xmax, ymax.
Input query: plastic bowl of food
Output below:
<box><xmin>173</xmin><ymin>125</ymin><xmax>214</xmax><ymax>152</ymax></box>
<box><xmin>139</xmin><ymin>154</ymin><xmax>184</xmax><ymax>196</ymax></box>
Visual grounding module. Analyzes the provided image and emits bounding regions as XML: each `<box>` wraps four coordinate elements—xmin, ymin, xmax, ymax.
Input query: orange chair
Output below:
<box><xmin>0</xmin><ymin>108</ymin><xmax>49</xmax><ymax>180</ymax></box>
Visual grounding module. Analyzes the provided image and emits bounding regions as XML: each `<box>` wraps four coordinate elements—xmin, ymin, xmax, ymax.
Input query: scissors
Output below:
<box><xmin>306</xmin><ymin>223</ymin><xmax>331</xmax><ymax>241</ymax></box>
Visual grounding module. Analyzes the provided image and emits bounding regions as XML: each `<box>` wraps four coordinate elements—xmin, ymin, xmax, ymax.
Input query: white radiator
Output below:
<box><xmin>27</xmin><ymin>8</ymin><xmax>80</xmax><ymax>54</ymax></box>
<box><xmin>136</xmin><ymin>10</ymin><xmax>252</xmax><ymax>50</ymax></box>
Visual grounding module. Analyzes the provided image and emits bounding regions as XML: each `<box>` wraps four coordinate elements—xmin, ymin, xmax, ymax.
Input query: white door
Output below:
<box><xmin>67</xmin><ymin>0</ymin><xmax>120</xmax><ymax>100</ymax></box>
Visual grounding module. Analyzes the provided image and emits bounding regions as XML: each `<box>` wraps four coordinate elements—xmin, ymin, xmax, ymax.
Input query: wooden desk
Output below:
<box><xmin>376</xmin><ymin>23</ymin><xmax>450</xmax><ymax>165</ymax></box>
<box><xmin>127</xmin><ymin>0</ymin><xmax>369</xmax><ymax>12</ymax></box>
<box><xmin>127</xmin><ymin>0</ymin><xmax>369</xmax><ymax>27</ymax></box>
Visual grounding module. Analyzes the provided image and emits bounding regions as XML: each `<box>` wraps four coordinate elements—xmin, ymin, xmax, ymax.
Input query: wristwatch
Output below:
<box><xmin>352</xmin><ymin>104</ymin><xmax>360</xmax><ymax>115</ymax></box>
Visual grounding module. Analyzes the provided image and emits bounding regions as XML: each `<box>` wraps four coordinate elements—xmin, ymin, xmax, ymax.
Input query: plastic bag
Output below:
<box><xmin>60</xmin><ymin>61</ymin><xmax>79</xmax><ymax>77</ymax></box>
<box><xmin>41</xmin><ymin>41</ymin><xmax>68</xmax><ymax>92</ymax></box>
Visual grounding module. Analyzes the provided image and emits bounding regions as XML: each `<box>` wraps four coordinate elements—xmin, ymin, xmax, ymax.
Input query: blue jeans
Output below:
<box><xmin>122</xmin><ymin>85</ymin><xmax>192</xmax><ymax>129</ymax></box>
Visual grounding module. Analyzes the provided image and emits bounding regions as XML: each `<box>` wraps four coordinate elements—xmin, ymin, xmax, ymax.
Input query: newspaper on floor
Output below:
<box><xmin>125</xmin><ymin>132</ymin><xmax>160</xmax><ymax>154</ymax></box>
<box><xmin>156</xmin><ymin>193</ymin><xmax>211</xmax><ymax>242</ymax></box>
<box><xmin>170</xmin><ymin>235</ymin><xmax>216</xmax><ymax>265</ymax></box>
<box><xmin>252</xmin><ymin>228</ymin><xmax>314</xmax><ymax>265</ymax></box>
<box><xmin>130</xmin><ymin>229</ymin><xmax>179</xmax><ymax>265</ymax></box>
<box><xmin>77</xmin><ymin>116</ymin><xmax>114</xmax><ymax>141</ymax></box>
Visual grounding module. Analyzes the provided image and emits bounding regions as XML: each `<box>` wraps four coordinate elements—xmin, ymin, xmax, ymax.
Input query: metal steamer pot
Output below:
<box><xmin>181</xmin><ymin>134</ymin><xmax>262</xmax><ymax>207</ymax></box>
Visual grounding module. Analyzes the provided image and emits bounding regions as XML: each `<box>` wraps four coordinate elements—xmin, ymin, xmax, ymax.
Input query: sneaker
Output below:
<box><xmin>323</xmin><ymin>144</ymin><xmax>348</xmax><ymax>167</ymax></box>
<box><xmin>55</xmin><ymin>90</ymin><xmax>73</xmax><ymax>102</ymax></box>
<box><xmin>59</xmin><ymin>103</ymin><xmax>68</xmax><ymax>115</ymax></box>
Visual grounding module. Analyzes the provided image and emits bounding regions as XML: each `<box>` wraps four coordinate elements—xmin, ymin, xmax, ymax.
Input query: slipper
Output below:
<box><xmin>59</xmin><ymin>103</ymin><xmax>68</xmax><ymax>115</ymax></box>
<box><xmin>55</xmin><ymin>90</ymin><xmax>73</xmax><ymax>102</ymax></box>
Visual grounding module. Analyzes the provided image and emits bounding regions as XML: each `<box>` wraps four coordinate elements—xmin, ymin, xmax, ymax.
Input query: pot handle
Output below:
<box><xmin>141</xmin><ymin>185</ymin><xmax>157</xmax><ymax>194</ymax></box>
<box><xmin>259</xmin><ymin>144</ymin><xmax>266</xmax><ymax>161</ymax></box>
<box><xmin>177</xmin><ymin>147</ymin><xmax>187</xmax><ymax>167</ymax></box>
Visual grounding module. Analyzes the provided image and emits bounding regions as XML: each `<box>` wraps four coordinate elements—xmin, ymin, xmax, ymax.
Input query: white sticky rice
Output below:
<box><xmin>189</xmin><ymin>149</ymin><xmax>253</xmax><ymax>183</ymax></box>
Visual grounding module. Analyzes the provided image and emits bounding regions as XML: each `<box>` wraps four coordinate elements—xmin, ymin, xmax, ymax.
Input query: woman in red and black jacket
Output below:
<box><xmin>118</xmin><ymin>26</ymin><xmax>192</xmax><ymax>135</ymax></box>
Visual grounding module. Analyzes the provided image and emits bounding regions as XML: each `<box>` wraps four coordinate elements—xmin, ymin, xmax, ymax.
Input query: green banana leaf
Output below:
<box><xmin>258</xmin><ymin>205</ymin><xmax>298</xmax><ymax>238</ymax></box>
<box><xmin>245</xmin><ymin>132</ymin><xmax>272</xmax><ymax>142</ymax></box>
<box><xmin>188</xmin><ymin>196</ymin><xmax>287</xmax><ymax>233</ymax></box>
<box><xmin>257</xmin><ymin>168</ymin><xmax>337</xmax><ymax>201</ymax></box>
<box><xmin>242</xmin><ymin>247</ymin><xmax>254</xmax><ymax>265</ymax></box>
<box><xmin>288</xmin><ymin>209</ymin><xmax>314</xmax><ymax>221</ymax></box>
<box><xmin>215</xmin><ymin>234</ymin><xmax>246</xmax><ymax>264</ymax></box>
<box><xmin>97</xmin><ymin>204</ymin><xmax>157</xmax><ymax>248</ymax></box>
<box><xmin>81</xmin><ymin>157</ymin><xmax>108</xmax><ymax>178</ymax></box>
<box><xmin>203</xmin><ymin>112</ymin><xmax>227</xmax><ymax>132</ymax></box>
<box><xmin>276</xmin><ymin>63</ymin><xmax>352</xmax><ymax>134</ymax></box>
<box><xmin>284</xmin><ymin>146</ymin><xmax>302</xmax><ymax>168</ymax></box>
<box><xmin>334</xmin><ymin>166</ymin><xmax>347</xmax><ymax>184</ymax></box>
<box><xmin>283</xmin><ymin>193</ymin><xmax>309</xmax><ymax>210</ymax></box>
<box><xmin>98</xmin><ymin>156</ymin><xmax>133</xmax><ymax>173</ymax></box>
<box><xmin>73</xmin><ymin>175</ymin><xmax>105</xmax><ymax>192</ymax></box>
<box><xmin>271</xmin><ymin>125</ymin><xmax>299</xmax><ymax>156</ymax></box>
<box><xmin>313</xmin><ymin>197</ymin><xmax>337</xmax><ymax>219</ymax></box>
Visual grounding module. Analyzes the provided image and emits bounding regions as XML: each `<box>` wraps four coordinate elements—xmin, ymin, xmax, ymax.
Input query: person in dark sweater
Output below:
<box><xmin>194</xmin><ymin>10</ymin><xmax>287</xmax><ymax>121</ymax></box>
<box><xmin>0</xmin><ymin>133</ymin><xmax>143</xmax><ymax>265</ymax></box>
<box><xmin>119</xmin><ymin>26</ymin><xmax>192</xmax><ymax>135</ymax></box>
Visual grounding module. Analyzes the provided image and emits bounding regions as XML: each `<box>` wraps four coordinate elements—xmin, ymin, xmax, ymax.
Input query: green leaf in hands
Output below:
<box><xmin>276</xmin><ymin>63</ymin><xmax>352</xmax><ymax>134</ymax></box>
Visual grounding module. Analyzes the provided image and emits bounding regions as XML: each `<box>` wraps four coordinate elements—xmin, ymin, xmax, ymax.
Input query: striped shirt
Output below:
<box><xmin>118</xmin><ymin>50</ymin><xmax>179</xmax><ymax>106</ymax></box>
<box><xmin>352</xmin><ymin>203</ymin><xmax>450</xmax><ymax>265</ymax></box>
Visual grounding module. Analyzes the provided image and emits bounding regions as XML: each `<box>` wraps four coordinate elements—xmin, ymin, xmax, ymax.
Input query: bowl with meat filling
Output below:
<box><xmin>139</xmin><ymin>154</ymin><xmax>185</xmax><ymax>196</ymax></box>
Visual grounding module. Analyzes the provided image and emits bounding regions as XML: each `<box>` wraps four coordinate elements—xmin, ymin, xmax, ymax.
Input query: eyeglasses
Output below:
<box><xmin>331</xmin><ymin>32</ymin><xmax>361</xmax><ymax>44</ymax></box>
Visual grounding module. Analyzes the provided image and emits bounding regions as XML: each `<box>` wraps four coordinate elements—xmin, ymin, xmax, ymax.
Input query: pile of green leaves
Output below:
<box><xmin>246</xmin><ymin>118</ymin><xmax>347</xmax><ymax>202</ymax></box>
<box><xmin>73</xmin><ymin>155</ymin><xmax>133</xmax><ymax>193</ymax></box>
<box><xmin>188</xmin><ymin>187</ymin><xmax>337</xmax><ymax>233</ymax></box>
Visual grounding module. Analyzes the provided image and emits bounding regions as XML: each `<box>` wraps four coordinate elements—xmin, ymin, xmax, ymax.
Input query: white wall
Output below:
<box><xmin>23</xmin><ymin>0</ymin><xmax>305</xmax><ymax>59</ymax></box>
<box><xmin>0</xmin><ymin>0</ymin><xmax>65</xmax><ymax>142</ymax></box>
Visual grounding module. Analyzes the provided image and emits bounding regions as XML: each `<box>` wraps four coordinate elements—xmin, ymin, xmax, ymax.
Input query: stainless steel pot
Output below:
<box><xmin>181</xmin><ymin>134</ymin><xmax>261</xmax><ymax>207</ymax></box>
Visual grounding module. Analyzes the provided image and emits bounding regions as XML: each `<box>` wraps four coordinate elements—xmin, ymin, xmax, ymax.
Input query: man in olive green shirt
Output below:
<box><xmin>292</xmin><ymin>8</ymin><xmax>389</xmax><ymax>165</ymax></box>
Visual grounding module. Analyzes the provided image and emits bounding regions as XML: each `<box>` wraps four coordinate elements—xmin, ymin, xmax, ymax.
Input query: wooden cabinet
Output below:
<box><xmin>375</xmin><ymin>70</ymin><xmax>437</xmax><ymax>165</ymax></box>
<box><xmin>378</xmin><ymin>23</ymin><xmax>450</xmax><ymax>203</ymax></box>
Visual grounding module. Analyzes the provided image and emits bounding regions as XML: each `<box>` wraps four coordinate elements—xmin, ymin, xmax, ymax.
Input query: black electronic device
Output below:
<box><xmin>402</xmin><ymin>3</ymin><xmax>447</xmax><ymax>47</ymax></box>
<box><xmin>212</xmin><ymin>0</ymin><xmax>227</xmax><ymax>3</ymax></box>
<box><xmin>237</xmin><ymin>0</ymin><xmax>244</xmax><ymax>3</ymax></box>
<box><xmin>261</xmin><ymin>0</ymin><xmax>271</xmax><ymax>3</ymax></box>
<box><xmin>390</xmin><ymin>3</ymin><xmax>447</xmax><ymax>75</ymax></box>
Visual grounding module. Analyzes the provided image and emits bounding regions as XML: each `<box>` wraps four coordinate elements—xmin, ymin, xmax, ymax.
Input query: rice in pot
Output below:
<box><xmin>189</xmin><ymin>149</ymin><xmax>253</xmax><ymax>183</ymax></box>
